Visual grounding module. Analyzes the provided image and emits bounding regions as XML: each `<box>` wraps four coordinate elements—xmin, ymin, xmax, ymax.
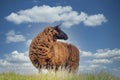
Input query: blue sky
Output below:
<box><xmin>0</xmin><ymin>0</ymin><xmax>120</xmax><ymax>76</ymax></box>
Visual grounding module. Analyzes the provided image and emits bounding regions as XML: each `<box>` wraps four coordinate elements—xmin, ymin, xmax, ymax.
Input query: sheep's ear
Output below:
<box><xmin>54</xmin><ymin>24</ymin><xmax>61</xmax><ymax>29</ymax></box>
<box><xmin>43</xmin><ymin>27</ymin><xmax>51</xmax><ymax>33</ymax></box>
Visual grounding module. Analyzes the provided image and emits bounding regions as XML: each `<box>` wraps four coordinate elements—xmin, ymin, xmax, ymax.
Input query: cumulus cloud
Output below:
<box><xmin>81</xmin><ymin>50</ymin><xmax>92</xmax><ymax>57</ymax></box>
<box><xmin>88</xmin><ymin>59</ymin><xmax>112</xmax><ymax>64</ymax></box>
<box><xmin>80</xmin><ymin>48</ymin><xmax>120</xmax><ymax>75</ymax></box>
<box><xmin>0</xmin><ymin>50</ymin><xmax>37</xmax><ymax>74</ymax></box>
<box><xmin>6</xmin><ymin>30</ymin><xmax>26</xmax><ymax>43</ymax></box>
<box><xmin>94</xmin><ymin>48</ymin><xmax>120</xmax><ymax>58</ymax></box>
<box><xmin>26</xmin><ymin>39</ymin><xmax>32</xmax><ymax>47</ymax></box>
<box><xmin>5</xmin><ymin>5</ymin><xmax>107</xmax><ymax>28</ymax></box>
<box><xmin>5</xmin><ymin>51</ymin><xmax>29</xmax><ymax>63</ymax></box>
<box><xmin>112</xmin><ymin>56</ymin><xmax>120</xmax><ymax>61</ymax></box>
<box><xmin>81</xmin><ymin>48</ymin><xmax>120</xmax><ymax>60</ymax></box>
<box><xmin>0</xmin><ymin>59</ymin><xmax>11</xmax><ymax>66</ymax></box>
<box><xmin>79</xmin><ymin>64</ymin><xmax>106</xmax><ymax>73</ymax></box>
<box><xmin>83</xmin><ymin>14</ymin><xmax>107</xmax><ymax>26</ymax></box>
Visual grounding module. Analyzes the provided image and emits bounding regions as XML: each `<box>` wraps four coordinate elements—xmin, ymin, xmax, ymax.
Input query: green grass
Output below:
<box><xmin>0</xmin><ymin>71</ymin><xmax>119</xmax><ymax>80</ymax></box>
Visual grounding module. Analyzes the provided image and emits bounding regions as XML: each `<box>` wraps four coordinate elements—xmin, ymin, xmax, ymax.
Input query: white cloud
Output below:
<box><xmin>5</xmin><ymin>5</ymin><xmax>107</xmax><ymax>28</ymax></box>
<box><xmin>79</xmin><ymin>64</ymin><xmax>106</xmax><ymax>73</ymax></box>
<box><xmin>81</xmin><ymin>48</ymin><xmax>120</xmax><ymax>61</ymax></box>
<box><xmin>0</xmin><ymin>50</ymin><xmax>37</xmax><ymax>74</ymax></box>
<box><xmin>26</xmin><ymin>39</ymin><xmax>32</xmax><ymax>47</ymax></box>
<box><xmin>89</xmin><ymin>64</ymin><xmax>102</xmax><ymax>68</ymax></box>
<box><xmin>88</xmin><ymin>59</ymin><xmax>112</xmax><ymax>64</ymax></box>
<box><xmin>0</xmin><ymin>59</ymin><xmax>11</xmax><ymax>66</ymax></box>
<box><xmin>81</xmin><ymin>50</ymin><xmax>92</xmax><ymax>57</ymax></box>
<box><xmin>5</xmin><ymin>51</ymin><xmax>29</xmax><ymax>63</ymax></box>
<box><xmin>79</xmin><ymin>48</ymin><xmax>120</xmax><ymax>75</ymax></box>
<box><xmin>112</xmin><ymin>56</ymin><xmax>120</xmax><ymax>61</ymax></box>
<box><xmin>83</xmin><ymin>14</ymin><xmax>107</xmax><ymax>27</ymax></box>
<box><xmin>6</xmin><ymin>30</ymin><xmax>26</xmax><ymax>43</ymax></box>
<box><xmin>94</xmin><ymin>48</ymin><xmax>120</xmax><ymax>58</ymax></box>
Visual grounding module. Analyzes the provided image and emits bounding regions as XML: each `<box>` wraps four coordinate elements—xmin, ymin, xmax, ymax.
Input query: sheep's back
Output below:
<box><xmin>67</xmin><ymin>44</ymin><xmax>80</xmax><ymax>72</ymax></box>
<box><xmin>52</xmin><ymin>42</ymin><xmax>70</xmax><ymax>66</ymax></box>
<box><xmin>68</xmin><ymin>44</ymin><xmax>79</xmax><ymax>62</ymax></box>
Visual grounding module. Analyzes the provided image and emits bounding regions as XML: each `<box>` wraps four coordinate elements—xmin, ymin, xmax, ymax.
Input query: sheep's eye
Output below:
<box><xmin>51</xmin><ymin>30</ymin><xmax>53</xmax><ymax>32</ymax></box>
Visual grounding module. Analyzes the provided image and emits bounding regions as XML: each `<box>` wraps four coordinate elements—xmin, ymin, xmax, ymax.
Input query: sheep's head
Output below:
<box><xmin>43</xmin><ymin>24</ymin><xmax>68</xmax><ymax>40</ymax></box>
<box><xmin>54</xmin><ymin>24</ymin><xmax>68</xmax><ymax>40</ymax></box>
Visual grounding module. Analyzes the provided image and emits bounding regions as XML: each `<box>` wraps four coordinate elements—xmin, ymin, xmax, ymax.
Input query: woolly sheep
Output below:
<box><xmin>29</xmin><ymin>25</ymin><xmax>79</xmax><ymax>73</ymax></box>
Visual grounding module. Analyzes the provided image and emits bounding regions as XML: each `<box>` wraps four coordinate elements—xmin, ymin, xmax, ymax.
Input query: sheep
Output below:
<box><xmin>29</xmin><ymin>24</ymin><xmax>80</xmax><ymax>73</ymax></box>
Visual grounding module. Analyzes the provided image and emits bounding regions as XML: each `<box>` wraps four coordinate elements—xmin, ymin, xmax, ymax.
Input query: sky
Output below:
<box><xmin>0</xmin><ymin>0</ymin><xmax>120</xmax><ymax>76</ymax></box>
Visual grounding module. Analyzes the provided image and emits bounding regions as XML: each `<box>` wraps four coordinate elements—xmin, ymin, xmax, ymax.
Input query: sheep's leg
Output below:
<box><xmin>59</xmin><ymin>65</ymin><xmax>62</xmax><ymax>70</ymax></box>
<box><xmin>38</xmin><ymin>64</ymin><xmax>42</xmax><ymax>73</ymax></box>
<box><xmin>38</xmin><ymin>65</ymin><xmax>41</xmax><ymax>73</ymax></box>
<box><xmin>55</xmin><ymin>66</ymin><xmax>58</xmax><ymax>72</ymax></box>
<box><xmin>51</xmin><ymin>66</ymin><xmax>56</xmax><ymax>72</ymax></box>
<box><xmin>53</xmin><ymin>66</ymin><xmax>56</xmax><ymax>71</ymax></box>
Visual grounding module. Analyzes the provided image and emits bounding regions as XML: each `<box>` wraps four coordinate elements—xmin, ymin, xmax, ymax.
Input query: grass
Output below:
<box><xmin>0</xmin><ymin>71</ymin><xmax>119</xmax><ymax>80</ymax></box>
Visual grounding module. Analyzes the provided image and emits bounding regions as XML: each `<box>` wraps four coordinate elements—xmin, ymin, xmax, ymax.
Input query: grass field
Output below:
<box><xmin>0</xmin><ymin>71</ymin><xmax>119</xmax><ymax>80</ymax></box>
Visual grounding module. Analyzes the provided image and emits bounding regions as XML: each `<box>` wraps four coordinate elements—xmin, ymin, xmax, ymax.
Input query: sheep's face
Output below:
<box><xmin>43</xmin><ymin>26</ymin><xmax>68</xmax><ymax>40</ymax></box>
<box><xmin>54</xmin><ymin>26</ymin><xmax>68</xmax><ymax>40</ymax></box>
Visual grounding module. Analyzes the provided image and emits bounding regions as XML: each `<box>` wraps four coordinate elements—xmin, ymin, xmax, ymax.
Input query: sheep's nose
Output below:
<box><xmin>64</xmin><ymin>35</ymin><xmax>68</xmax><ymax>40</ymax></box>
